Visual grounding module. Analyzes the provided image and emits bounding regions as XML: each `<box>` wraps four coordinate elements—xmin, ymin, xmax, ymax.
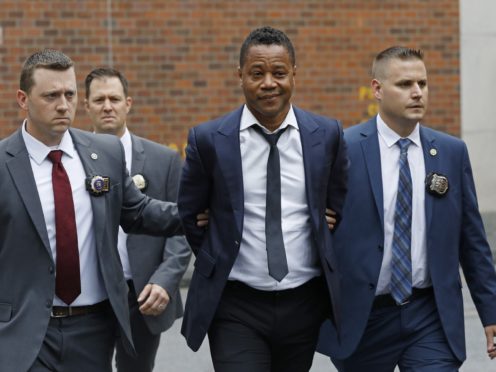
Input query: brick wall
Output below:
<box><xmin>0</xmin><ymin>0</ymin><xmax>460</xmax><ymax>155</ymax></box>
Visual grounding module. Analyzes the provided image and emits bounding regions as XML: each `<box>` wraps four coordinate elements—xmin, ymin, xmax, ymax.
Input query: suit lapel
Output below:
<box><xmin>215</xmin><ymin>108</ymin><xmax>244</xmax><ymax>234</ymax></box>
<box><xmin>294</xmin><ymin>108</ymin><xmax>322</xmax><ymax>229</ymax></box>
<box><xmin>5</xmin><ymin>130</ymin><xmax>51</xmax><ymax>255</ymax></box>
<box><xmin>130</xmin><ymin>134</ymin><xmax>145</xmax><ymax>175</ymax></box>
<box><xmin>420</xmin><ymin>126</ymin><xmax>437</xmax><ymax>233</ymax></box>
<box><xmin>70</xmin><ymin>129</ymin><xmax>107</xmax><ymax>251</ymax></box>
<box><xmin>360</xmin><ymin>119</ymin><xmax>385</xmax><ymax>230</ymax></box>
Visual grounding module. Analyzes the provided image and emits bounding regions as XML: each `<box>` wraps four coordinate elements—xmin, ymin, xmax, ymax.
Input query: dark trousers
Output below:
<box><xmin>208</xmin><ymin>277</ymin><xmax>330</xmax><ymax>372</ymax></box>
<box><xmin>115</xmin><ymin>281</ymin><xmax>161</xmax><ymax>372</ymax></box>
<box><xmin>332</xmin><ymin>291</ymin><xmax>461</xmax><ymax>372</ymax></box>
<box><xmin>28</xmin><ymin>303</ymin><xmax>117</xmax><ymax>372</ymax></box>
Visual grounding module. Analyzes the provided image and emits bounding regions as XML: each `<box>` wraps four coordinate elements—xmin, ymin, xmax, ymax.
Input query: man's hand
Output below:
<box><xmin>325</xmin><ymin>208</ymin><xmax>337</xmax><ymax>230</ymax></box>
<box><xmin>137</xmin><ymin>283</ymin><xmax>170</xmax><ymax>316</ymax></box>
<box><xmin>196</xmin><ymin>209</ymin><xmax>209</xmax><ymax>227</ymax></box>
<box><xmin>485</xmin><ymin>325</ymin><xmax>496</xmax><ymax>359</ymax></box>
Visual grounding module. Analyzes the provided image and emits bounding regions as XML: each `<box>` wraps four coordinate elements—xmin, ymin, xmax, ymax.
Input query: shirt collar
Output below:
<box><xmin>240</xmin><ymin>104</ymin><xmax>299</xmax><ymax>134</ymax></box>
<box><xmin>119</xmin><ymin>126</ymin><xmax>132</xmax><ymax>150</ymax></box>
<box><xmin>22</xmin><ymin>120</ymin><xmax>76</xmax><ymax>165</ymax></box>
<box><xmin>376</xmin><ymin>114</ymin><xmax>421</xmax><ymax>149</ymax></box>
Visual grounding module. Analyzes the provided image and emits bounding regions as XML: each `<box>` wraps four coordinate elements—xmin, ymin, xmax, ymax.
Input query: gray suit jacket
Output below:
<box><xmin>0</xmin><ymin>128</ymin><xmax>181</xmax><ymax>372</ymax></box>
<box><xmin>126</xmin><ymin>134</ymin><xmax>191</xmax><ymax>334</ymax></box>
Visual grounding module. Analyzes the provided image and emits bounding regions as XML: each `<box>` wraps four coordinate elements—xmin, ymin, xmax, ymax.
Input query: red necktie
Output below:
<box><xmin>47</xmin><ymin>150</ymin><xmax>81</xmax><ymax>305</ymax></box>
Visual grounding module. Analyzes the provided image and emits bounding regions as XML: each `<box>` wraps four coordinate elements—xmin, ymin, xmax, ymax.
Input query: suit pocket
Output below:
<box><xmin>0</xmin><ymin>302</ymin><xmax>12</xmax><ymax>322</ymax></box>
<box><xmin>194</xmin><ymin>249</ymin><xmax>216</xmax><ymax>278</ymax></box>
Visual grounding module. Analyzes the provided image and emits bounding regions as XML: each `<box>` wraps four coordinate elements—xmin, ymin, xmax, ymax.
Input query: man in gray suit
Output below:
<box><xmin>0</xmin><ymin>49</ymin><xmax>181</xmax><ymax>372</ymax></box>
<box><xmin>84</xmin><ymin>67</ymin><xmax>191</xmax><ymax>372</ymax></box>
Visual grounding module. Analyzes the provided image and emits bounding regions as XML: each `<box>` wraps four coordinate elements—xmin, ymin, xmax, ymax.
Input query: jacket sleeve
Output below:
<box><xmin>177</xmin><ymin>127</ymin><xmax>212</xmax><ymax>255</ymax></box>
<box><xmin>326</xmin><ymin>120</ymin><xmax>349</xmax><ymax>224</ymax></box>
<box><xmin>149</xmin><ymin>151</ymin><xmax>192</xmax><ymax>296</ymax></box>
<box><xmin>458</xmin><ymin>142</ymin><xmax>496</xmax><ymax>326</ymax></box>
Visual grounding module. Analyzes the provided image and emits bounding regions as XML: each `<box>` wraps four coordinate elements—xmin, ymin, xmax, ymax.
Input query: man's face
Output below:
<box><xmin>17</xmin><ymin>67</ymin><xmax>77</xmax><ymax>146</ymax></box>
<box><xmin>85</xmin><ymin>77</ymin><xmax>131</xmax><ymax>137</ymax></box>
<box><xmin>372</xmin><ymin>58</ymin><xmax>428</xmax><ymax>133</ymax></box>
<box><xmin>238</xmin><ymin>44</ymin><xmax>295</xmax><ymax>130</ymax></box>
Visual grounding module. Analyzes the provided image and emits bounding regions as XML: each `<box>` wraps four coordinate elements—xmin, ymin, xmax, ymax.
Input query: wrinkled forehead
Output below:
<box><xmin>88</xmin><ymin>76</ymin><xmax>126</xmax><ymax>97</ymax></box>
<box><xmin>244</xmin><ymin>44</ymin><xmax>294</xmax><ymax>67</ymax></box>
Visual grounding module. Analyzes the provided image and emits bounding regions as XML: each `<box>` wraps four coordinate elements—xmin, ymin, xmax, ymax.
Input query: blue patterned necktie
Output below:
<box><xmin>252</xmin><ymin>124</ymin><xmax>289</xmax><ymax>282</ymax></box>
<box><xmin>391</xmin><ymin>138</ymin><xmax>413</xmax><ymax>304</ymax></box>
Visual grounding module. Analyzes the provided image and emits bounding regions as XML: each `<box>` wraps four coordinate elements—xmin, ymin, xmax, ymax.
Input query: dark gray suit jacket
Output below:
<box><xmin>0</xmin><ymin>128</ymin><xmax>181</xmax><ymax>372</ymax></box>
<box><xmin>126</xmin><ymin>134</ymin><xmax>191</xmax><ymax>334</ymax></box>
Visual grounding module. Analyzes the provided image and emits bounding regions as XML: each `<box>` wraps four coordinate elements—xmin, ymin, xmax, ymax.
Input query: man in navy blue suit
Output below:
<box><xmin>318</xmin><ymin>46</ymin><xmax>496</xmax><ymax>371</ymax></box>
<box><xmin>178</xmin><ymin>26</ymin><xmax>348</xmax><ymax>372</ymax></box>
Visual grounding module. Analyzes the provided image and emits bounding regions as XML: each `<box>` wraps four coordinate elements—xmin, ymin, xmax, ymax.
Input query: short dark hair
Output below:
<box><xmin>239</xmin><ymin>26</ymin><xmax>296</xmax><ymax>67</ymax></box>
<box><xmin>20</xmin><ymin>49</ymin><xmax>74</xmax><ymax>93</ymax></box>
<box><xmin>372</xmin><ymin>46</ymin><xmax>424</xmax><ymax>79</ymax></box>
<box><xmin>85</xmin><ymin>67</ymin><xmax>129</xmax><ymax>99</ymax></box>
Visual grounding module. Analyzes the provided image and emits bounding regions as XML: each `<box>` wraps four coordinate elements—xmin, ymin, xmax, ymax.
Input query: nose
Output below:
<box><xmin>56</xmin><ymin>96</ymin><xmax>69</xmax><ymax>112</ymax></box>
<box><xmin>411</xmin><ymin>83</ymin><xmax>423</xmax><ymax>98</ymax></box>
<box><xmin>103</xmin><ymin>98</ymin><xmax>112</xmax><ymax>111</ymax></box>
<box><xmin>261</xmin><ymin>73</ymin><xmax>277</xmax><ymax>89</ymax></box>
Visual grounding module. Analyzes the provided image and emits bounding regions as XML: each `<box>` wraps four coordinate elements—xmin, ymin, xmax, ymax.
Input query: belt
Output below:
<box><xmin>372</xmin><ymin>287</ymin><xmax>433</xmax><ymax>309</ymax></box>
<box><xmin>225</xmin><ymin>276</ymin><xmax>325</xmax><ymax>299</ymax></box>
<box><xmin>50</xmin><ymin>300</ymin><xmax>110</xmax><ymax>318</ymax></box>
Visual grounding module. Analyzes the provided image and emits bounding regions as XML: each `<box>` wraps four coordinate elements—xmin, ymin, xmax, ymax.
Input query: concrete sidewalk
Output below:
<box><xmin>148</xmin><ymin>282</ymin><xmax>495</xmax><ymax>372</ymax></box>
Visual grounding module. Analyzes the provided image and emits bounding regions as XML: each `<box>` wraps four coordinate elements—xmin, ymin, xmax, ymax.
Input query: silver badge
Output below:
<box><xmin>429</xmin><ymin>148</ymin><xmax>437</xmax><ymax>156</ymax></box>
<box><xmin>85</xmin><ymin>175</ymin><xmax>110</xmax><ymax>196</ymax></box>
<box><xmin>425</xmin><ymin>172</ymin><xmax>448</xmax><ymax>197</ymax></box>
<box><xmin>132</xmin><ymin>174</ymin><xmax>147</xmax><ymax>191</ymax></box>
<box><xmin>91</xmin><ymin>153</ymin><xmax>98</xmax><ymax>160</ymax></box>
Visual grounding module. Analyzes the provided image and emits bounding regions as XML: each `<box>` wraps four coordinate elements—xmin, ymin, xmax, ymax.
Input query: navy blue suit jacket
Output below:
<box><xmin>317</xmin><ymin>117</ymin><xmax>496</xmax><ymax>362</ymax></box>
<box><xmin>178</xmin><ymin>105</ymin><xmax>348</xmax><ymax>351</ymax></box>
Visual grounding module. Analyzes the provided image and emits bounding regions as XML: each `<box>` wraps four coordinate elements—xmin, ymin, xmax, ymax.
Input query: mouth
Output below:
<box><xmin>259</xmin><ymin>94</ymin><xmax>280</xmax><ymax>101</ymax></box>
<box><xmin>54</xmin><ymin>117</ymin><xmax>71</xmax><ymax>123</ymax></box>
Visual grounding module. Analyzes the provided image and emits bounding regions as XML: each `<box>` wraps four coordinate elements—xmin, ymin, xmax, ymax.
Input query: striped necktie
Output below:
<box><xmin>391</xmin><ymin>138</ymin><xmax>413</xmax><ymax>304</ymax></box>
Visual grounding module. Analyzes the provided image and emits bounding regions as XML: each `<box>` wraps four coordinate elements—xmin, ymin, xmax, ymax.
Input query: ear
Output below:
<box><xmin>84</xmin><ymin>98</ymin><xmax>90</xmax><ymax>112</ymax></box>
<box><xmin>16</xmin><ymin>90</ymin><xmax>28</xmax><ymax>110</ymax></box>
<box><xmin>371</xmin><ymin>79</ymin><xmax>382</xmax><ymax>100</ymax></box>
<box><xmin>237</xmin><ymin>66</ymin><xmax>243</xmax><ymax>86</ymax></box>
<box><xmin>125</xmin><ymin>96</ymin><xmax>133</xmax><ymax>114</ymax></box>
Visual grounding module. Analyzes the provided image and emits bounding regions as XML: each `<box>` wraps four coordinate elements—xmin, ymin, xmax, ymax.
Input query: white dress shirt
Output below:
<box><xmin>22</xmin><ymin>122</ymin><xmax>107</xmax><ymax>306</ymax></box>
<box><xmin>375</xmin><ymin>114</ymin><xmax>431</xmax><ymax>295</ymax></box>
<box><xmin>116</xmin><ymin>127</ymin><xmax>133</xmax><ymax>280</ymax></box>
<box><xmin>228</xmin><ymin>105</ymin><xmax>321</xmax><ymax>291</ymax></box>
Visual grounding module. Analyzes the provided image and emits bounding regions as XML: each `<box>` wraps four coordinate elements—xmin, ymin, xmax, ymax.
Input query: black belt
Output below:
<box><xmin>224</xmin><ymin>276</ymin><xmax>325</xmax><ymax>299</ymax></box>
<box><xmin>373</xmin><ymin>287</ymin><xmax>433</xmax><ymax>309</ymax></box>
<box><xmin>50</xmin><ymin>300</ymin><xmax>110</xmax><ymax>318</ymax></box>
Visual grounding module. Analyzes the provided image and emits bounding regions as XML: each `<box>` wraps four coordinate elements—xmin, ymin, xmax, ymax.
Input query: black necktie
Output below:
<box><xmin>252</xmin><ymin>125</ymin><xmax>289</xmax><ymax>282</ymax></box>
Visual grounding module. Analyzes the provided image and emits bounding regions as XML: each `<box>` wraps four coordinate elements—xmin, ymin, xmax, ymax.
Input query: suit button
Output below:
<box><xmin>49</xmin><ymin>266</ymin><xmax>54</xmax><ymax>274</ymax></box>
<box><xmin>369</xmin><ymin>283</ymin><xmax>375</xmax><ymax>290</ymax></box>
<box><xmin>46</xmin><ymin>300</ymin><xmax>52</xmax><ymax>308</ymax></box>
<box><xmin>234</xmin><ymin>241</ymin><xmax>239</xmax><ymax>246</ymax></box>
<box><xmin>378</xmin><ymin>245</ymin><xmax>383</xmax><ymax>252</ymax></box>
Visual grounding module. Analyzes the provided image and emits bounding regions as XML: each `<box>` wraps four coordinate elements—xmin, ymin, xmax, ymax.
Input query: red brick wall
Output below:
<box><xmin>0</xmin><ymin>0</ymin><xmax>460</xmax><ymax>155</ymax></box>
